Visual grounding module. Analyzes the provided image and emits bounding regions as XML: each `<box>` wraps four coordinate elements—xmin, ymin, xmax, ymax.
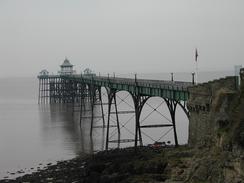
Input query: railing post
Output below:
<box><xmin>107</xmin><ymin>73</ymin><xmax>110</xmax><ymax>86</ymax></box>
<box><xmin>81</xmin><ymin>72</ymin><xmax>83</xmax><ymax>80</ymax></box>
<box><xmin>135</xmin><ymin>73</ymin><xmax>138</xmax><ymax>95</ymax></box>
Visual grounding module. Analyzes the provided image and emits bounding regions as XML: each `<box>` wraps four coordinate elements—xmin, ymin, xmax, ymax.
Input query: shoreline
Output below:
<box><xmin>0</xmin><ymin>156</ymin><xmax>87</xmax><ymax>181</ymax></box>
<box><xmin>0</xmin><ymin>146</ymin><xmax>180</xmax><ymax>183</ymax></box>
<box><xmin>1</xmin><ymin>143</ymin><xmax>243</xmax><ymax>182</ymax></box>
<box><xmin>0</xmin><ymin>153</ymin><xmax>90</xmax><ymax>182</ymax></box>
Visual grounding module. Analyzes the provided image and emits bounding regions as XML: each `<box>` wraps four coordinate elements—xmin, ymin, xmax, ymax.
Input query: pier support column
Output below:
<box><xmin>79</xmin><ymin>84</ymin><xmax>85</xmax><ymax>126</ymax></box>
<box><xmin>113</xmin><ymin>93</ymin><xmax>121</xmax><ymax>146</ymax></box>
<box><xmin>38</xmin><ymin>78</ymin><xmax>41</xmax><ymax>104</ymax></box>
<box><xmin>98</xmin><ymin>87</ymin><xmax>105</xmax><ymax>127</ymax></box>
<box><xmin>105</xmin><ymin>91</ymin><xmax>114</xmax><ymax>150</ymax></box>
<box><xmin>133</xmin><ymin>95</ymin><xmax>146</xmax><ymax>150</ymax></box>
<box><xmin>89</xmin><ymin>84</ymin><xmax>95</xmax><ymax>136</ymax></box>
<box><xmin>134</xmin><ymin>101</ymin><xmax>140</xmax><ymax>149</ymax></box>
<box><xmin>165</xmin><ymin>99</ymin><xmax>179</xmax><ymax>147</ymax></box>
<box><xmin>105</xmin><ymin>90</ymin><xmax>121</xmax><ymax>150</ymax></box>
<box><xmin>89</xmin><ymin>93</ymin><xmax>95</xmax><ymax>136</ymax></box>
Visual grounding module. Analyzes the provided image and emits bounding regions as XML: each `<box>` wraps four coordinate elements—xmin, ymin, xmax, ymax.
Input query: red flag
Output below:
<box><xmin>195</xmin><ymin>48</ymin><xmax>198</xmax><ymax>62</ymax></box>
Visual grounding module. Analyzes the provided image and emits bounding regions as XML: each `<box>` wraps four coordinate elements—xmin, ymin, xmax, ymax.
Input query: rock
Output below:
<box><xmin>46</xmin><ymin>177</ymin><xmax>54</xmax><ymax>181</ymax></box>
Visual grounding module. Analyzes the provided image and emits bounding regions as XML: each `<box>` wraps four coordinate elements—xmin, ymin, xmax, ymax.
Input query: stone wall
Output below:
<box><xmin>240</xmin><ymin>68</ymin><xmax>244</xmax><ymax>93</ymax></box>
<box><xmin>187</xmin><ymin>76</ymin><xmax>238</xmax><ymax>148</ymax></box>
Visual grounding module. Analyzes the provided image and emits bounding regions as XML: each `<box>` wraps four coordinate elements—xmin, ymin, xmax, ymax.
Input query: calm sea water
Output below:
<box><xmin>0</xmin><ymin>71</ymin><xmax>234</xmax><ymax>179</ymax></box>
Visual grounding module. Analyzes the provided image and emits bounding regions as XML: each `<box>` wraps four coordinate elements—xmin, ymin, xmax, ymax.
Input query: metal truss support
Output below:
<box><xmin>79</xmin><ymin>83</ymin><xmax>105</xmax><ymax>140</ymax></box>
<box><xmin>105</xmin><ymin>91</ymin><xmax>114</xmax><ymax>150</ymax></box>
<box><xmin>98</xmin><ymin>87</ymin><xmax>105</xmax><ymax>127</ymax></box>
<box><xmin>38</xmin><ymin>78</ymin><xmax>41</xmax><ymax>104</ymax></box>
<box><xmin>165</xmin><ymin>99</ymin><xmax>179</xmax><ymax>147</ymax></box>
<box><xmin>89</xmin><ymin>86</ymin><xmax>106</xmax><ymax>136</ymax></box>
<box><xmin>105</xmin><ymin>89</ymin><xmax>121</xmax><ymax>150</ymax></box>
<box><xmin>178</xmin><ymin>101</ymin><xmax>190</xmax><ymax>119</ymax></box>
<box><xmin>38</xmin><ymin>78</ymin><xmax>50</xmax><ymax>104</ymax></box>
<box><xmin>89</xmin><ymin>87</ymin><xmax>95</xmax><ymax>136</ymax></box>
<box><xmin>71</xmin><ymin>81</ymin><xmax>76</xmax><ymax>117</ymax></box>
<box><xmin>113</xmin><ymin>92</ymin><xmax>121</xmax><ymax>140</ymax></box>
<box><xmin>134</xmin><ymin>98</ymin><xmax>140</xmax><ymax>149</ymax></box>
<box><xmin>133</xmin><ymin>95</ymin><xmax>149</xmax><ymax>149</ymax></box>
<box><xmin>37</xmin><ymin>74</ymin><xmax>190</xmax><ymax>151</ymax></box>
<box><xmin>79</xmin><ymin>84</ymin><xmax>86</xmax><ymax>126</ymax></box>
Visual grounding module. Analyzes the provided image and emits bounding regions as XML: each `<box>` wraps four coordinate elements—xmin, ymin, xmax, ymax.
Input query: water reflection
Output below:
<box><xmin>38</xmin><ymin>103</ymin><xmax>105</xmax><ymax>155</ymax></box>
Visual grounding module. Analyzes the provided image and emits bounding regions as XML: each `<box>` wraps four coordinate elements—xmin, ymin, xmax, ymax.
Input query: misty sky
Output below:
<box><xmin>0</xmin><ymin>0</ymin><xmax>243</xmax><ymax>77</ymax></box>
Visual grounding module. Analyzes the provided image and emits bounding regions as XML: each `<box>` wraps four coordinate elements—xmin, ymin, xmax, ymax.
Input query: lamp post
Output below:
<box><xmin>171</xmin><ymin>72</ymin><xmax>174</xmax><ymax>82</ymax></box>
<box><xmin>192</xmin><ymin>72</ymin><xmax>195</xmax><ymax>85</ymax></box>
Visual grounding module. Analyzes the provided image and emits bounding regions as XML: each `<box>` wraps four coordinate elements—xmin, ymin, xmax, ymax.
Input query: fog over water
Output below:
<box><xmin>0</xmin><ymin>0</ymin><xmax>243</xmax><ymax>77</ymax></box>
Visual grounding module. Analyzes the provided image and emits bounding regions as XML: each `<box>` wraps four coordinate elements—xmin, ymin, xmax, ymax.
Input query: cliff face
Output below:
<box><xmin>182</xmin><ymin>69</ymin><xmax>244</xmax><ymax>183</ymax></box>
<box><xmin>187</xmin><ymin>76</ymin><xmax>238</xmax><ymax>149</ymax></box>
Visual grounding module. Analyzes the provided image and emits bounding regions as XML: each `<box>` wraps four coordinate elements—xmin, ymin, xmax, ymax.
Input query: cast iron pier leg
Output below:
<box><xmin>113</xmin><ymin>93</ymin><xmax>120</xmax><ymax>147</ymax></box>
<box><xmin>165</xmin><ymin>99</ymin><xmax>179</xmax><ymax>146</ymax></box>
<box><xmin>38</xmin><ymin>78</ymin><xmax>41</xmax><ymax>104</ymax></box>
<box><xmin>90</xmin><ymin>86</ymin><xmax>95</xmax><ymax>136</ymax></box>
<box><xmin>105</xmin><ymin>93</ymin><xmax>113</xmax><ymax>150</ymax></box>
<box><xmin>98</xmin><ymin>88</ymin><xmax>105</xmax><ymax>127</ymax></box>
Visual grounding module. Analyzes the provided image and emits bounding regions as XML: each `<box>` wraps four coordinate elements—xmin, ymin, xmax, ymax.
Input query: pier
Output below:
<box><xmin>38</xmin><ymin>59</ymin><xmax>194</xmax><ymax>150</ymax></box>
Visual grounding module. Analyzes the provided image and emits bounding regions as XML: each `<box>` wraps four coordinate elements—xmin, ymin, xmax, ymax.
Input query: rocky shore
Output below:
<box><xmin>1</xmin><ymin>142</ymin><xmax>244</xmax><ymax>183</ymax></box>
<box><xmin>0</xmin><ymin>146</ymin><xmax>180</xmax><ymax>183</ymax></box>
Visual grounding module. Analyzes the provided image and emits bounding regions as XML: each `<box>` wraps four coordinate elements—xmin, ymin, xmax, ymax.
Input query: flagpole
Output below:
<box><xmin>196</xmin><ymin>57</ymin><xmax>198</xmax><ymax>84</ymax></box>
<box><xmin>195</xmin><ymin>48</ymin><xmax>198</xmax><ymax>84</ymax></box>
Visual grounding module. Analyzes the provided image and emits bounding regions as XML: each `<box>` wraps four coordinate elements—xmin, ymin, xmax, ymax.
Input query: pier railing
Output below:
<box><xmin>60</xmin><ymin>74</ymin><xmax>192</xmax><ymax>101</ymax></box>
